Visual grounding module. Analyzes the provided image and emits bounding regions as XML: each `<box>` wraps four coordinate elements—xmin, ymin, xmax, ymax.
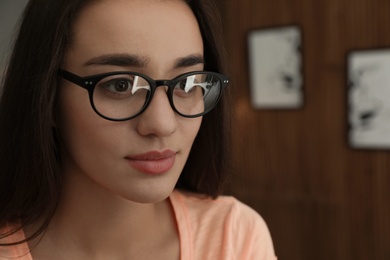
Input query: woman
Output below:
<box><xmin>0</xmin><ymin>0</ymin><xmax>276</xmax><ymax>259</ymax></box>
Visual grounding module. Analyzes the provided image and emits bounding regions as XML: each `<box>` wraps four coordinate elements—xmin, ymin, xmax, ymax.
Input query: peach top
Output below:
<box><xmin>0</xmin><ymin>190</ymin><xmax>277</xmax><ymax>259</ymax></box>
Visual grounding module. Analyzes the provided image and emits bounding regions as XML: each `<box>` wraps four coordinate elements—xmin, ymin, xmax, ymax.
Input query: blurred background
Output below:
<box><xmin>1</xmin><ymin>0</ymin><xmax>390</xmax><ymax>259</ymax></box>
<box><xmin>0</xmin><ymin>0</ymin><xmax>29</xmax><ymax>76</ymax></box>
<box><xmin>215</xmin><ymin>0</ymin><xmax>390</xmax><ymax>259</ymax></box>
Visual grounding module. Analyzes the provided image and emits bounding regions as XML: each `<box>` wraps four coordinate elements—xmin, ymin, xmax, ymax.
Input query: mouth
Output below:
<box><xmin>125</xmin><ymin>150</ymin><xmax>176</xmax><ymax>175</ymax></box>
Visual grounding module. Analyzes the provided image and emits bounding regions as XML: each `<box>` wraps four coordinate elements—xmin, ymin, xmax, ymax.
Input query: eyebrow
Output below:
<box><xmin>83</xmin><ymin>53</ymin><xmax>204</xmax><ymax>69</ymax></box>
<box><xmin>174</xmin><ymin>54</ymin><xmax>205</xmax><ymax>68</ymax></box>
<box><xmin>84</xmin><ymin>54</ymin><xmax>149</xmax><ymax>67</ymax></box>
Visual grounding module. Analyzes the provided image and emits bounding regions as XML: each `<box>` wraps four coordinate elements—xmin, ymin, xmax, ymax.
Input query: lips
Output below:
<box><xmin>125</xmin><ymin>150</ymin><xmax>176</xmax><ymax>175</ymax></box>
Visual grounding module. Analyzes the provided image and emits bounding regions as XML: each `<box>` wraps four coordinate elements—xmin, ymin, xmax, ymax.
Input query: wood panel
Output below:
<box><xmin>216</xmin><ymin>0</ymin><xmax>390</xmax><ymax>259</ymax></box>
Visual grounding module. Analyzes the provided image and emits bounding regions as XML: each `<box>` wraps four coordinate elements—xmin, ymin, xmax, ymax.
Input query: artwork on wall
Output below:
<box><xmin>247</xmin><ymin>25</ymin><xmax>304</xmax><ymax>109</ymax></box>
<box><xmin>348</xmin><ymin>48</ymin><xmax>390</xmax><ymax>149</ymax></box>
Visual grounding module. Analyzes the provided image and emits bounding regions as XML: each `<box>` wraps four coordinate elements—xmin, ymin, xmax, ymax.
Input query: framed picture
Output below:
<box><xmin>348</xmin><ymin>48</ymin><xmax>390</xmax><ymax>149</ymax></box>
<box><xmin>248</xmin><ymin>25</ymin><xmax>304</xmax><ymax>109</ymax></box>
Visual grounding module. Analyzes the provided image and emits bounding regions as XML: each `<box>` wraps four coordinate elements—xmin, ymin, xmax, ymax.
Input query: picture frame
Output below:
<box><xmin>348</xmin><ymin>48</ymin><xmax>390</xmax><ymax>149</ymax></box>
<box><xmin>247</xmin><ymin>25</ymin><xmax>304</xmax><ymax>109</ymax></box>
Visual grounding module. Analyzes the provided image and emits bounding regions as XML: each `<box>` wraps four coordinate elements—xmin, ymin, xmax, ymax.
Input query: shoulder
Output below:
<box><xmin>0</xmin><ymin>223</ymin><xmax>32</xmax><ymax>259</ymax></box>
<box><xmin>171</xmin><ymin>189</ymin><xmax>262</xmax><ymax>225</ymax></box>
<box><xmin>170</xmin><ymin>189</ymin><xmax>277</xmax><ymax>259</ymax></box>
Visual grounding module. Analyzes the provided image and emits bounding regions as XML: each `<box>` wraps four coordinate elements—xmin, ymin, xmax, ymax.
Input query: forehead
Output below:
<box><xmin>64</xmin><ymin>0</ymin><xmax>203</xmax><ymax>69</ymax></box>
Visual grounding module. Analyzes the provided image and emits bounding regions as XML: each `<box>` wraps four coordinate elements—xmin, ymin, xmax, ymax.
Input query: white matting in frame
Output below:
<box><xmin>248</xmin><ymin>25</ymin><xmax>303</xmax><ymax>109</ymax></box>
<box><xmin>348</xmin><ymin>48</ymin><xmax>390</xmax><ymax>149</ymax></box>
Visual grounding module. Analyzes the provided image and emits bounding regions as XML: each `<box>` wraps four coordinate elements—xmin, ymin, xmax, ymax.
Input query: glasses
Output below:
<box><xmin>58</xmin><ymin>69</ymin><xmax>229</xmax><ymax>121</ymax></box>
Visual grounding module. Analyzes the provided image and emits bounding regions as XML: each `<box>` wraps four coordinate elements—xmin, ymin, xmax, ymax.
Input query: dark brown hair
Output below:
<box><xmin>0</xmin><ymin>0</ymin><xmax>230</xmax><ymax>245</ymax></box>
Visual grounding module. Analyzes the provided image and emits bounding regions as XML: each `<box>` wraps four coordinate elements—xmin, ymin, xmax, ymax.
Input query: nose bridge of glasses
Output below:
<box><xmin>145</xmin><ymin>79</ymin><xmax>175</xmax><ymax>115</ymax></box>
<box><xmin>154</xmin><ymin>80</ymin><xmax>172</xmax><ymax>89</ymax></box>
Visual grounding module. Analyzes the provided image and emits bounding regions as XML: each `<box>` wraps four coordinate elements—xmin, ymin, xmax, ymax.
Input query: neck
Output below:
<box><xmin>27</xmin><ymin>169</ymin><xmax>179</xmax><ymax>259</ymax></box>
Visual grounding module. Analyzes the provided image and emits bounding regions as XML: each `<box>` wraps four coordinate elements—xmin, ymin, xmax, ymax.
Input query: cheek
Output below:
<box><xmin>179</xmin><ymin>117</ymin><xmax>202</xmax><ymax>149</ymax></box>
<box><xmin>56</xmin><ymin>85</ymin><xmax>116</xmax><ymax>167</ymax></box>
<box><xmin>57</xmin><ymin>84</ymin><xmax>92</xmax><ymax>143</ymax></box>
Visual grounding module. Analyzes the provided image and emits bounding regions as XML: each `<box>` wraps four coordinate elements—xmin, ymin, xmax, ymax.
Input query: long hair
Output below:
<box><xmin>0</xmin><ymin>0</ymin><xmax>231</xmax><ymax>245</ymax></box>
<box><xmin>178</xmin><ymin>0</ymin><xmax>231</xmax><ymax>197</ymax></box>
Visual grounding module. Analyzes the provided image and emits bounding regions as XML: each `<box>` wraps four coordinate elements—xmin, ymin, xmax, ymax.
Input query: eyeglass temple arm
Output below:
<box><xmin>58</xmin><ymin>69</ymin><xmax>88</xmax><ymax>88</ymax></box>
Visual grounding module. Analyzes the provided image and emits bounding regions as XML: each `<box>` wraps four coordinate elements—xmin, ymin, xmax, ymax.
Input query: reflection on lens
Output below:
<box><xmin>172</xmin><ymin>74</ymin><xmax>221</xmax><ymax>116</ymax></box>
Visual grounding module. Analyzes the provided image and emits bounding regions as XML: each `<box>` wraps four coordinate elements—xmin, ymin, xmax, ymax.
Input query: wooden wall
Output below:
<box><xmin>216</xmin><ymin>0</ymin><xmax>390</xmax><ymax>259</ymax></box>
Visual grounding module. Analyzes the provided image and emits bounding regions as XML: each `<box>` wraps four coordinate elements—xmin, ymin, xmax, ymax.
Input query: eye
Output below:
<box><xmin>177</xmin><ymin>75</ymin><xmax>202</xmax><ymax>92</ymax></box>
<box><xmin>95</xmin><ymin>74</ymin><xmax>153</xmax><ymax>102</ymax></box>
<box><xmin>175</xmin><ymin>78</ymin><xmax>196</xmax><ymax>94</ymax></box>
<box><xmin>104</xmin><ymin>78</ymin><xmax>133</xmax><ymax>93</ymax></box>
<box><xmin>180</xmin><ymin>80</ymin><xmax>186</xmax><ymax>89</ymax></box>
<box><xmin>178</xmin><ymin>79</ymin><xmax>193</xmax><ymax>93</ymax></box>
<box><xmin>94</xmin><ymin>75</ymin><xmax>138</xmax><ymax>100</ymax></box>
<box><xmin>116</xmin><ymin>80</ymin><xmax>130</xmax><ymax>92</ymax></box>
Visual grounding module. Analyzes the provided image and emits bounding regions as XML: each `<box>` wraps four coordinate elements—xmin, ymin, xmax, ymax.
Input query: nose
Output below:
<box><xmin>135</xmin><ymin>87</ymin><xmax>177</xmax><ymax>137</ymax></box>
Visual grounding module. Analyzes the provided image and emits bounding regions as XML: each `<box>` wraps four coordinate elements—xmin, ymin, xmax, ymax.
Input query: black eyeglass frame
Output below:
<box><xmin>58</xmin><ymin>69</ymin><xmax>230</xmax><ymax>121</ymax></box>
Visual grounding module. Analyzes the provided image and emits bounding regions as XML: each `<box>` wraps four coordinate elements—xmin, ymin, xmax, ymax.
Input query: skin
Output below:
<box><xmin>26</xmin><ymin>0</ymin><xmax>204</xmax><ymax>259</ymax></box>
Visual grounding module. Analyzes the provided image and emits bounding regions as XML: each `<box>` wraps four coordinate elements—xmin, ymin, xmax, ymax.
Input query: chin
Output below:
<box><xmin>118</xmin><ymin>184</ymin><xmax>176</xmax><ymax>204</ymax></box>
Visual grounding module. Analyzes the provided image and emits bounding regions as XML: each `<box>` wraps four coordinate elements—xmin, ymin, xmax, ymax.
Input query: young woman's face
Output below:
<box><xmin>58</xmin><ymin>0</ymin><xmax>204</xmax><ymax>203</ymax></box>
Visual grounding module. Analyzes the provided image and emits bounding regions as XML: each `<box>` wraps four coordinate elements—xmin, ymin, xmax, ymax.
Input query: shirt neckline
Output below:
<box><xmin>169</xmin><ymin>190</ymin><xmax>192</xmax><ymax>260</ymax></box>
